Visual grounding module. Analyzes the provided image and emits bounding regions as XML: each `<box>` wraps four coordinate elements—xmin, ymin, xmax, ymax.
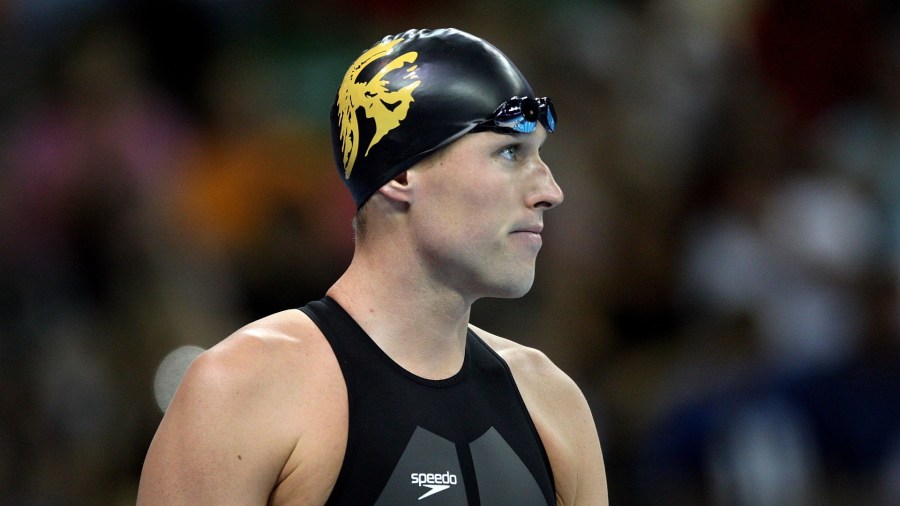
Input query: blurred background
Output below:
<box><xmin>1</xmin><ymin>0</ymin><xmax>898</xmax><ymax>504</ymax></box>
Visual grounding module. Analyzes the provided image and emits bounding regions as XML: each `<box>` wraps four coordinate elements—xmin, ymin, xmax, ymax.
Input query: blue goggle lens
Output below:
<box><xmin>478</xmin><ymin>97</ymin><xmax>556</xmax><ymax>134</ymax></box>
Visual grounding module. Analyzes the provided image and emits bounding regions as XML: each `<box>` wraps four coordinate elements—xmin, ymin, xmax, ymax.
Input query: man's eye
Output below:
<box><xmin>499</xmin><ymin>145</ymin><xmax>519</xmax><ymax>161</ymax></box>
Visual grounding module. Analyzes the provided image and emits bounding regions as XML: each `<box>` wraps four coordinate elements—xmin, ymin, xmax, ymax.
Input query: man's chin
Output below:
<box><xmin>484</xmin><ymin>278</ymin><xmax>536</xmax><ymax>300</ymax></box>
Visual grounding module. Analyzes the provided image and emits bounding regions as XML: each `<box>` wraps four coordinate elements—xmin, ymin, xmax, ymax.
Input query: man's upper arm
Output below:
<box><xmin>137</xmin><ymin>344</ymin><xmax>291</xmax><ymax>505</ymax></box>
<box><xmin>529</xmin><ymin>354</ymin><xmax>608</xmax><ymax>506</ymax></box>
<box><xmin>566</xmin><ymin>379</ymin><xmax>608</xmax><ymax>505</ymax></box>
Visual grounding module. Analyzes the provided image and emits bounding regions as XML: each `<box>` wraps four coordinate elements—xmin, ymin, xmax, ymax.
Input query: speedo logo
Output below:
<box><xmin>410</xmin><ymin>471</ymin><xmax>458</xmax><ymax>500</ymax></box>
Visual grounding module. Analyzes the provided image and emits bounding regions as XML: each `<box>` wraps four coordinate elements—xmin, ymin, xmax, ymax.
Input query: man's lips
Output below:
<box><xmin>512</xmin><ymin>224</ymin><xmax>543</xmax><ymax>235</ymax></box>
<box><xmin>510</xmin><ymin>225</ymin><xmax>544</xmax><ymax>250</ymax></box>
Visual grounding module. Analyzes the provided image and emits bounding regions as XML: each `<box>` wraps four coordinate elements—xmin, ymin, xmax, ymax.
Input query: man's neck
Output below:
<box><xmin>326</xmin><ymin>256</ymin><xmax>472</xmax><ymax>380</ymax></box>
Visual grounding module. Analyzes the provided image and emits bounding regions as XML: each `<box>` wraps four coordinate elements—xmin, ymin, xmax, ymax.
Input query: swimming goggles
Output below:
<box><xmin>474</xmin><ymin>96</ymin><xmax>556</xmax><ymax>134</ymax></box>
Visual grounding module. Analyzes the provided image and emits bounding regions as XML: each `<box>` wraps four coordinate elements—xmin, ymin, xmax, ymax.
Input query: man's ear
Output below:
<box><xmin>376</xmin><ymin>170</ymin><xmax>413</xmax><ymax>204</ymax></box>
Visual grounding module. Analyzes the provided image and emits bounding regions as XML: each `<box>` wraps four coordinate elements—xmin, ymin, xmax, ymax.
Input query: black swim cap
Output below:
<box><xmin>330</xmin><ymin>28</ymin><xmax>541</xmax><ymax>209</ymax></box>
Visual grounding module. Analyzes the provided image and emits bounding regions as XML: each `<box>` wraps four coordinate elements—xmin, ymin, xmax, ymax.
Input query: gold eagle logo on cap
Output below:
<box><xmin>336</xmin><ymin>38</ymin><xmax>421</xmax><ymax>178</ymax></box>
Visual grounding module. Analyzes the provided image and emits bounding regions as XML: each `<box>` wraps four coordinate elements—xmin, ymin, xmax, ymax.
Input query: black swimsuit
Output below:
<box><xmin>300</xmin><ymin>296</ymin><xmax>555</xmax><ymax>505</ymax></box>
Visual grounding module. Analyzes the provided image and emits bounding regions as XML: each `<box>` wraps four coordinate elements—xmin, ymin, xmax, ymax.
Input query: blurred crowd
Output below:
<box><xmin>0</xmin><ymin>0</ymin><xmax>897</xmax><ymax>504</ymax></box>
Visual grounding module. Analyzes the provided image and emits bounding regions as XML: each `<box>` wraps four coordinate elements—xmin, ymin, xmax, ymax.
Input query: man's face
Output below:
<box><xmin>407</xmin><ymin>126</ymin><xmax>564</xmax><ymax>301</ymax></box>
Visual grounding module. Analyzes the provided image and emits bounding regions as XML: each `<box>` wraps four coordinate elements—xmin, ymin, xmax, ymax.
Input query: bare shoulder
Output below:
<box><xmin>138</xmin><ymin>309</ymin><xmax>347</xmax><ymax>505</ymax></box>
<box><xmin>179</xmin><ymin>309</ymin><xmax>338</xmax><ymax>425</ymax></box>
<box><xmin>469</xmin><ymin>324</ymin><xmax>579</xmax><ymax>399</ymax></box>
<box><xmin>195</xmin><ymin>309</ymin><xmax>335</xmax><ymax>393</ymax></box>
<box><xmin>470</xmin><ymin>324</ymin><xmax>609</xmax><ymax>506</ymax></box>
